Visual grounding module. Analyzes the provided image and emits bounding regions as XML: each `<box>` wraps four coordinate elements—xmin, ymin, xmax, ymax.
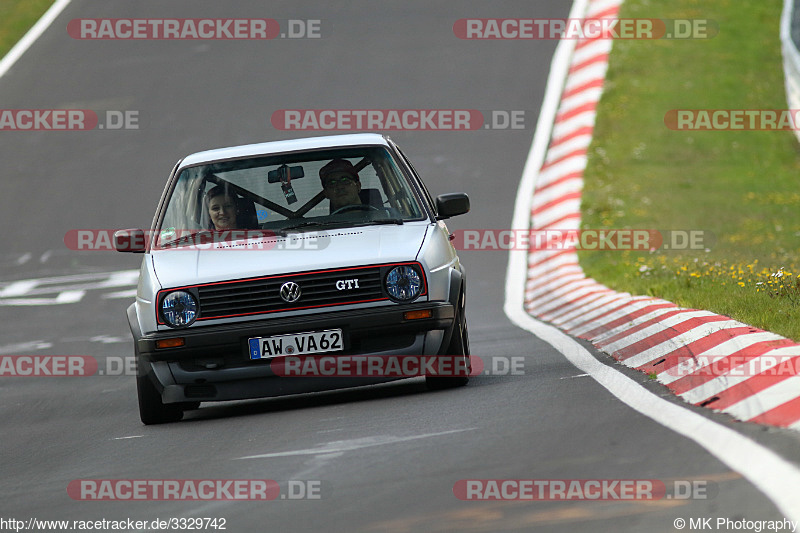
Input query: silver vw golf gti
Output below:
<box><xmin>116</xmin><ymin>133</ymin><xmax>470</xmax><ymax>424</ymax></box>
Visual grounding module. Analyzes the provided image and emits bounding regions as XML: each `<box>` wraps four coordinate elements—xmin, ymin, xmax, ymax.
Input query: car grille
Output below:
<box><xmin>196</xmin><ymin>266</ymin><xmax>386</xmax><ymax>320</ymax></box>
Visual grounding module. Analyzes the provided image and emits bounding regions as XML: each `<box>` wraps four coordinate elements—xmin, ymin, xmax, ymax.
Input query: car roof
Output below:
<box><xmin>180</xmin><ymin>133</ymin><xmax>392</xmax><ymax>167</ymax></box>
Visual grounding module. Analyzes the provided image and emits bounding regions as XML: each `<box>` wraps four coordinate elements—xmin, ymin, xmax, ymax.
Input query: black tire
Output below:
<box><xmin>426</xmin><ymin>299</ymin><xmax>471</xmax><ymax>390</ymax></box>
<box><xmin>137</xmin><ymin>374</ymin><xmax>184</xmax><ymax>425</ymax></box>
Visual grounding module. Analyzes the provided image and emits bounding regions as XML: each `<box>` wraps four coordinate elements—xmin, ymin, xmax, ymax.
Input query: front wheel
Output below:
<box><xmin>137</xmin><ymin>373</ymin><xmax>184</xmax><ymax>425</ymax></box>
<box><xmin>426</xmin><ymin>301</ymin><xmax>471</xmax><ymax>390</ymax></box>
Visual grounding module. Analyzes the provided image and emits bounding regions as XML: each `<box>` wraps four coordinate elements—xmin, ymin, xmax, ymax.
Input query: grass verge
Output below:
<box><xmin>0</xmin><ymin>0</ymin><xmax>54</xmax><ymax>60</ymax></box>
<box><xmin>579</xmin><ymin>0</ymin><xmax>800</xmax><ymax>340</ymax></box>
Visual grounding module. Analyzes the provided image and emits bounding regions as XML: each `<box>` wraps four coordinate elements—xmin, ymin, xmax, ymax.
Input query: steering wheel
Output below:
<box><xmin>331</xmin><ymin>204</ymin><xmax>381</xmax><ymax>215</ymax></box>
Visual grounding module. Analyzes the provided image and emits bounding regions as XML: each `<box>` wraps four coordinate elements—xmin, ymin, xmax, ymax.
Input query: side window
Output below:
<box><xmin>395</xmin><ymin>145</ymin><xmax>436</xmax><ymax>216</ymax></box>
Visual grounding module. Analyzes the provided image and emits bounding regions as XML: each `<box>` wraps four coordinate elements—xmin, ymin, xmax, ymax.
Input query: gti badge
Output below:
<box><xmin>280</xmin><ymin>281</ymin><xmax>302</xmax><ymax>303</ymax></box>
<box><xmin>335</xmin><ymin>279</ymin><xmax>360</xmax><ymax>290</ymax></box>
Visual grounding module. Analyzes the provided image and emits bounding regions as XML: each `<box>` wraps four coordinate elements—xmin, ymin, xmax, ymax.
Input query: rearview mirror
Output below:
<box><xmin>436</xmin><ymin>193</ymin><xmax>470</xmax><ymax>219</ymax></box>
<box><xmin>267</xmin><ymin>164</ymin><xmax>305</xmax><ymax>183</ymax></box>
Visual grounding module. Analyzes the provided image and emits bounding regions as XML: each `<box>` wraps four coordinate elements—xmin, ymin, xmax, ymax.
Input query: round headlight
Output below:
<box><xmin>160</xmin><ymin>291</ymin><xmax>198</xmax><ymax>327</ymax></box>
<box><xmin>385</xmin><ymin>266</ymin><xmax>422</xmax><ymax>302</ymax></box>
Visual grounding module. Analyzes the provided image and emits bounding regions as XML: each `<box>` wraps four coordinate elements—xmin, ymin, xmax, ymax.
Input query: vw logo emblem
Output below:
<box><xmin>279</xmin><ymin>281</ymin><xmax>301</xmax><ymax>303</ymax></box>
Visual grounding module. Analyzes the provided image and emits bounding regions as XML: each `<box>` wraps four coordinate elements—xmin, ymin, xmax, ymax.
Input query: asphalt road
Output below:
<box><xmin>0</xmin><ymin>1</ymin><xmax>798</xmax><ymax>531</ymax></box>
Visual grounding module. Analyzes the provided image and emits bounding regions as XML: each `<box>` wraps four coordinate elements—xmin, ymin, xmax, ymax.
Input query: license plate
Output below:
<box><xmin>248</xmin><ymin>329</ymin><xmax>343</xmax><ymax>360</ymax></box>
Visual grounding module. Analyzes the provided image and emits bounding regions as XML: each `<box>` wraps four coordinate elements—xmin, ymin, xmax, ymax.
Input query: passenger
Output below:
<box><xmin>204</xmin><ymin>185</ymin><xmax>238</xmax><ymax>230</ymax></box>
<box><xmin>319</xmin><ymin>159</ymin><xmax>363</xmax><ymax>213</ymax></box>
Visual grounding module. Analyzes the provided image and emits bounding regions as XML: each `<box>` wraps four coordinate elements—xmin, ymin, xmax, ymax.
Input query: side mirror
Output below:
<box><xmin>436</xmin><ymin>193</ymin><xmax>470</xmax><ymax>219</ymax></box>
<box><xmin>114</xmin><ymin>229</ymin><xmax>147</xmax><ymax>253</ymax></box>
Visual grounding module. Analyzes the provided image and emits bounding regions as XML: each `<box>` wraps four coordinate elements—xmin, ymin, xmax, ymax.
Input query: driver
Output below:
<box><xmin>320</xmin><ymin>158</ymin><xmax>363</xmax><ymax>213</ymax></box>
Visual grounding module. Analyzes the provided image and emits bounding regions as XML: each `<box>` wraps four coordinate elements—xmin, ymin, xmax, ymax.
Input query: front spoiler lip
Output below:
<box><xmin>136</xmin><ymin>302</ymin><xmax>455</xmax><ymax>362</ymax></box>
<box><xmin>159</xmin><ymin>374</ymin><xmax>417</xmax><ymax>404</ymax></box>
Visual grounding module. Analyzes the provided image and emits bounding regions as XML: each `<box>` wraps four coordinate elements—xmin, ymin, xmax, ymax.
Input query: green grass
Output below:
<box><xmin>580</xmin><ymin>0</ymin><xmax>800</xmax><ymax>340</ymax></box>
<box><xmin>0</xmin><ymin>0</ymin><xmax>54</xmax><ymax>59</ymax></box>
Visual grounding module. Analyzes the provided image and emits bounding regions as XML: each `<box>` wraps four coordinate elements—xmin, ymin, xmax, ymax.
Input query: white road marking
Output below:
<box><xmin>90</xmin><ymin>335</ymin><xmax>128</xmax><ymax>344</ymax></box>
<box><xmin>56</xmin><ymin>290</ymin><xmax>85</xmax><ymax>304</ymax></box>
<box><xmin>103</xmin><ymin>289</ymin><xmax>137</xmax><ymax>299</ymax></box>
<box><xmin>0</xmin><ymin>280</ymin><xmax>39</xmax><ymax>297</ymax></box>
<box><xmin>0</xmin><ymin>292</ymin><xmax>85</xmax><ymax>306</ymax></box>
<box><xmin>0</xmin><ymin>340</ymin><xmax>53</xmax><ymax>355</ymax></box>
<box><xmin>235</xmin><ymin>428</ymin><xmax>476</xmax><ymax>460</ymax></box>
<box><xmin>0</xmin><ymin>270</ymin><xmax>138</xmax><ymax>306</ymax></box>
<box><xmin>506</xmin><ymin>0</ymin><xmax>800</xmax><ymax>521</ymax></box>
<box><xmin>99</xmin><ymin>270</ymin><xmax>140</xmax><ymax>287</ymax></box>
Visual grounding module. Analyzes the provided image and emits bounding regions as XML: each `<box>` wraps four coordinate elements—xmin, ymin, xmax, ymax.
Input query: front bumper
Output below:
<box><xmin>130</xmin><ymin>302</ymin><xmax>456</xmax><ymax>403</ymax></box>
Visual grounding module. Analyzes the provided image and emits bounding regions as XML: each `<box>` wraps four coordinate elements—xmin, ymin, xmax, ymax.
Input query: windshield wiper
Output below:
<box><xmin>350</xmin><ymin>218</ymin><xmax>405</xmax><ymax>227</ymax></box>
<box><xmin>281</xmin><ymin>218</ymin><xmax>405</xmax><ymax>233</ymax></box>
<box><xmin>280</xmin><ymin>220</ymin><xmax>352</xmax><ymax>232</ymax></box>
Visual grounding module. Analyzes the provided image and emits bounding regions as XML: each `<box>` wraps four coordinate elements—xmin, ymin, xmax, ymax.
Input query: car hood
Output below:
<box><xmin>150</xmin><ymin>223</ymin><xmax>430</xmax><ymax>289</ymax></box>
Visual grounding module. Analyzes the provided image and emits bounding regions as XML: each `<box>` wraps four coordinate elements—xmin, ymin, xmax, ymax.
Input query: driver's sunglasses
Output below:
<box><xmin>323</xmin><ymin>175</ymin><xmax>356</xmax><ymax>188</ymax></box>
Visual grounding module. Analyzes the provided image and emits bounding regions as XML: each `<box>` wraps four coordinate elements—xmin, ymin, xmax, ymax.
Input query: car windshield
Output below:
<box><xmin>156</xmin><ymin>146</ymin><xmax>426</xmax><ymax>248</ymax></box>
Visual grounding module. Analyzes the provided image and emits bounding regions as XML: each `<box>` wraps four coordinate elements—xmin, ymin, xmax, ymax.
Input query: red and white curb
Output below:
<box><xmin>522</xmin><ymin>0</ymin><xmax>800</xmax><ymax>430</ymax></box>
